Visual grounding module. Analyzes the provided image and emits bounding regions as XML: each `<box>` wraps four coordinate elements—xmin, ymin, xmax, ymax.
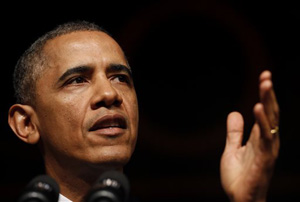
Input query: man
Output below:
<box><xmin>8</xmin><ymin>21</ymin><xmax>279</xmax><ymax>202</ymax></box>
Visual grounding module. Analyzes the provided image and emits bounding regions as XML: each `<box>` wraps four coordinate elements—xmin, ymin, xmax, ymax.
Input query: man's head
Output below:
<box><xmin>8</xmin><ymin>21</ymin><xmax>139</xmax><ymax>176</ymax></box>
<box><xmin>13</xmin><ymin>21</ymin><xmax>108</xmax><ymax>106</ymax></box>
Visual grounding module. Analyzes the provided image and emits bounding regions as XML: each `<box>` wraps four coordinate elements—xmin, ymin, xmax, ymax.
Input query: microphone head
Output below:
<box><xmin>18</xmin><ymin>175</ymin><xmax>60</xmax><ymax>202</ymax></box>
<box><xmin>85</xmin><ymin>170</ymin><xmax>130</xmax><ymax>202</ymax></box>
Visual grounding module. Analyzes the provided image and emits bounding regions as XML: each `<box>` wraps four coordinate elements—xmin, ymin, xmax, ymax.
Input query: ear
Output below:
<box><xmin>8</xmin><ymin>104</ymin><xmax>40</xmax><ymax>144</ymax></box>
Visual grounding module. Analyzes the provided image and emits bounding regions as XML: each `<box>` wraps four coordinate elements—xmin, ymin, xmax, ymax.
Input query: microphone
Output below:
<box><xmin>17</xmin><ymin>175</ymin><xmax>60</xmax><ymax>202</ymax></box>
<box><xmin>85</xmin><ymin>170</ymin><xmax>130</xmax><ymax>202</ymax></box>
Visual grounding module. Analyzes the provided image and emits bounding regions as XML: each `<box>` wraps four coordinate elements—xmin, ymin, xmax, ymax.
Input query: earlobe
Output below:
<box><xmin>8</xmin><ymin>104</ymin><xmax>40</xmax><ymax>144</ymax></box>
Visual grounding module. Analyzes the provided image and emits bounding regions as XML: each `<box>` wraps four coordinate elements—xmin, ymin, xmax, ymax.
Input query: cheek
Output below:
<box><xmin>121</xmin><ymin>89</ymin><xmax>138</xmax><ymax>113</ymax></box>
<box><xmin>122</xmin><ymin>91</ymin><xmax>139</xmax><ymax>132</ymax></box>
<box><xmin>37</xmin><ymin>94</ymin><xmax>88</xmax><ymax>145</ymax></box>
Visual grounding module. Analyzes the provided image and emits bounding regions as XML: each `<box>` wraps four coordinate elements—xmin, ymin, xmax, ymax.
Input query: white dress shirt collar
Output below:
<box><xmin>58</xmin><ymin>194</ymin><xmax>72</xmax><ymax>202</ymax></box>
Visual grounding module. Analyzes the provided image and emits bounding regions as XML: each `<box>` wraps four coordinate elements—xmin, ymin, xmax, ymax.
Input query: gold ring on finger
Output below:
<box><xmin>270</xmin><ymin>126</ymin><xmax>279</xmax><ymax>135</ymax></box>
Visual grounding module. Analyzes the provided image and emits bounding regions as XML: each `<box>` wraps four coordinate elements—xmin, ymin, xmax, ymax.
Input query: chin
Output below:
<box><xmin>88</xmin><ymin>147</ymin><xmax>133</xmax><ymax>169</ymax></box>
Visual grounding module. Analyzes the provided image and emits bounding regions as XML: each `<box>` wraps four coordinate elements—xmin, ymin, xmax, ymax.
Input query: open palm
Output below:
<box><xmin>220</xmin><ymin>71</ymin><xmax>280</xmax><ymax>202</ymax></box>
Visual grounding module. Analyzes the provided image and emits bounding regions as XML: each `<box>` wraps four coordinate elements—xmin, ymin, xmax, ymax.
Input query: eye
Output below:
<box><xmin>112</xmin><ymin>75</ymin><xmax>130</xmax><ymax>84</ymax></box>
<box><xmin>66</xmin><ymin>76</ymin><xmax>87</xmax><ymax>85</ymax></box>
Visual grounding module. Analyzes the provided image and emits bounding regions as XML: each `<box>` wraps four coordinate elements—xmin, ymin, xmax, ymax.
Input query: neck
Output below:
<box><xmin>44</xmin><ymin>157</ymin><xmax>123</xmax><ymax>202</ymax></box>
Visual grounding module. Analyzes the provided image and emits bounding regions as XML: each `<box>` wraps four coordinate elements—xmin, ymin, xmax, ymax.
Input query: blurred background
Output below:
<box><xmin>1</xmin><ymin>0</ymin><xmax>299</xmax><ymax>201</ymax></box>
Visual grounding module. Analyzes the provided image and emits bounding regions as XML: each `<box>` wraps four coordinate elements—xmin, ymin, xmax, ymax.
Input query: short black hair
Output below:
<box><xmin>13</xmin><ymin>20</ymin><xmax>109</xmax><ymax>105</ymax></box>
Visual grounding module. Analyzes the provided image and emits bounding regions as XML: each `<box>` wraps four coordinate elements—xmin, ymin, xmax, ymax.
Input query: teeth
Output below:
<box><xmin>90</xmin><ymin>122</ymin><xmax>123</xmax><ymax>131</ymax></box>
<box><xmin>103</xmin><ymin>124</ymin><xmax>119</xmax><ymax>128</ymax></box>
<box><xmin>90</xmin><ymin>116</ymin><xmax>126</xmax><ymax>131</ymax></box>
<box><xmin>104</xmin><ymin>126</ymin><xmax>118</xmax><ymax>129</ymax></box>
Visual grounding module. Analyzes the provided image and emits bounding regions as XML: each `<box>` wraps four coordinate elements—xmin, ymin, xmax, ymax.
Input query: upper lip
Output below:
<box><xmin>89</xmin><ymin>114</ymin><xmax>127</xmax><ymax>131</ymax></box>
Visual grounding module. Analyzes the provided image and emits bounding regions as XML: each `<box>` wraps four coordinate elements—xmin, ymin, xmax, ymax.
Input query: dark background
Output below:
<box><xmin>1</xmin><ymin>0</ymin><xmax>299</xmax><ymax>201</ymax></box>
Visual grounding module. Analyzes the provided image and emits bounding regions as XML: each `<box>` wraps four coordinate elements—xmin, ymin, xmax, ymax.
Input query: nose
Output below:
<box><xmin>91</xmin><ymin>76</ymin><xmax>123</xmax><ymax>109</ymax></box>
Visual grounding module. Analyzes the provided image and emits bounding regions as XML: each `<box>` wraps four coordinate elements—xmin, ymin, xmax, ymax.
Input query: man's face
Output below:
<box><xmin>33</xmin><ymin>31</ymin><xmax>139</xmax><ymax>170</ymax></box>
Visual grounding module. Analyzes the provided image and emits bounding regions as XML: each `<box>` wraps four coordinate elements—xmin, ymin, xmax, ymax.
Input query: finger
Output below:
<box><xmin>247</xmin><ymin>122</ymin><xmax>261</xmax><ymax>149</ymax></box>
<box><xmin>225</xmin><ymin>111</ymin><xmax>244</xmax><ymax>152</ymax></box>
<box><xmin>259</xmin><ymin>70</ymin><xmax>272</xmax><ymax>82</ymax></box>
<box><xmin>253</xmin><ymin>103</ymin><xmax>273</xmax><ymax>141</ymax></box>
<box><xmin>259</xmin><ymin>70</ymin><xmax>280</xmax><ymax>128</ymax></box>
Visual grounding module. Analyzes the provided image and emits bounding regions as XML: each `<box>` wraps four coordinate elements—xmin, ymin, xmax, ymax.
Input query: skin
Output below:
<box><xmin>9</xmin><ymin>31</ymin><xmax>139</xmax><ymax>201</ymax></box>
<box><xmin>8</xmin><ymin>30</ymin><xmax>279</xmax><ymax>202</ymax></box>
<box><xmin>221</xmin><ymin>70</ymin><xmax>280</xmax><ymax>202</ymax></box>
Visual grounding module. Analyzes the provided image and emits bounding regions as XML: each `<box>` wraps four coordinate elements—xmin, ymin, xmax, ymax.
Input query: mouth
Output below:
<box><xmin>89</xmin><ymin>114</ymin><xmax>127</xmax><ymax>133</ymax></box>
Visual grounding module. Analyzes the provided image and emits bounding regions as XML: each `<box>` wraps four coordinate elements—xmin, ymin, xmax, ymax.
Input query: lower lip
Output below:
<box><xmin>90</xmin><ymin>127</ymin><xmax>125</xmax><ymax>136</ymax></box>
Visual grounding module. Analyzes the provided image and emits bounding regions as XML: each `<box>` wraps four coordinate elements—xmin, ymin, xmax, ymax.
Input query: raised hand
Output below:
<box><xmin>220</xmin><ymin>70</ymin><xmax>280</xmax><ymax>202</ymax></box>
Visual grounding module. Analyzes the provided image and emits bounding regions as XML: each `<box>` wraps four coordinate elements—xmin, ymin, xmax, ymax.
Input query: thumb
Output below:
<box><xmin>225</xmin><ymin>111</ymin><xmax>244</xmax><ymax>152</ymax></box>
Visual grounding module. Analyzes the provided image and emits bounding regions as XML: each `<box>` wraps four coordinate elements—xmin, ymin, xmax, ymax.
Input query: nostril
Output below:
<box><xmin>92</xmin><ymin>100</ymin><xmax>105</xmax><ymax>109</ymax></box>
<box><xmin>92</xmin><ymin>98</ymin><xmax>122</xmax><ymax>110</ymax></box>
<box><xmin>113</xmin><ymin>99</ymin><xmax>122</xmax><ymax>107</ymax></box>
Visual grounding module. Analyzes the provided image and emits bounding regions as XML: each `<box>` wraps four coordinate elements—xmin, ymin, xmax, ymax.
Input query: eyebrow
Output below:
<box><xmin>57</xmin><ymin>64</ymin><xmax>132</xmax><ymax>83</ymax></box>
<box><xmin>106</xmin><ymin>64</ymin><xmax>132</xmax><ymax>77</ymax></box>
<box><xmin>58</xmin><ymin>66</ymin><xmax>92</xmax><ymax>82</ymax></box>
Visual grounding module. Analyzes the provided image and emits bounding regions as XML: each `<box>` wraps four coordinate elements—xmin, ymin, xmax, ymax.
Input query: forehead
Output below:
<box><xmin>43</xmin><ymin>30</ymin><xmax>127</xmax><ymax>69</ymax></box>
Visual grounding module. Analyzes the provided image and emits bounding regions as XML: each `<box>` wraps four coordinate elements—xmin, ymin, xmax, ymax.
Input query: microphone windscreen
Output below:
<box><xmin>85</xmin><ymin>170</ymin><xmax>130</xmax><ymax>202</ymax></box>
<box><xmin>18</xmin><ymin>175</ymin><xmax>60</xmax><ymax>202</ymax></box>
